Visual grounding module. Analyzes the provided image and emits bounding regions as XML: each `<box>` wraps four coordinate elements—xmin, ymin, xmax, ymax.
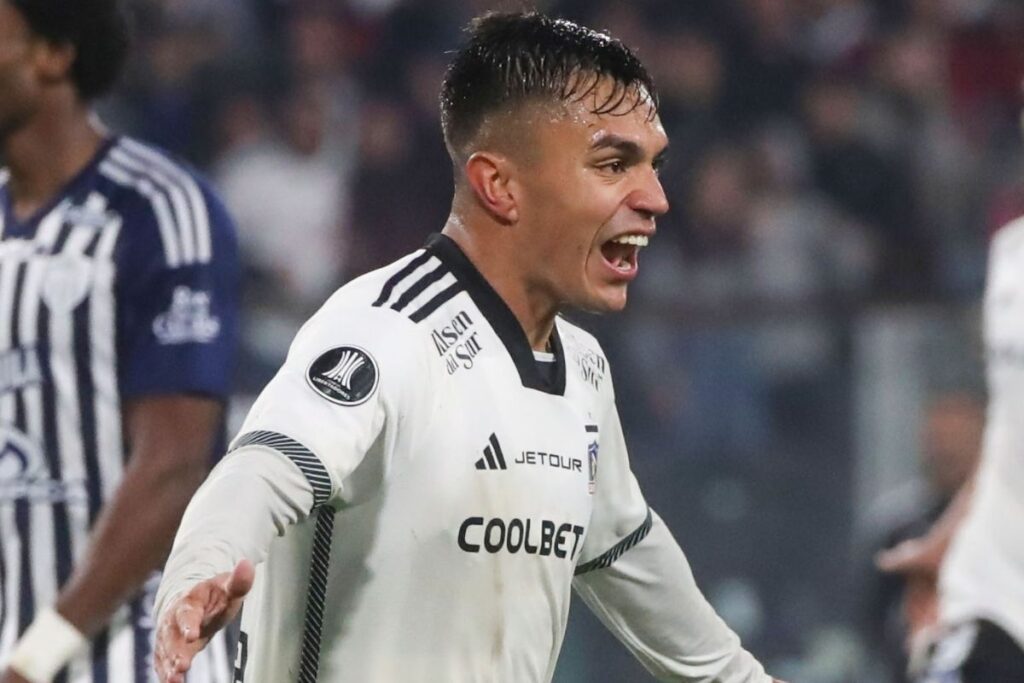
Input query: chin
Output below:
<box><xmin>576</xmin><ymin>288</ymin><xmax>629</xmax><ymax>314</ymax></box>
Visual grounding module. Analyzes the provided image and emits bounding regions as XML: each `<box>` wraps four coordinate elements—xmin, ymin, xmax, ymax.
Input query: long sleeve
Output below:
<box><xmin>573</xmin><ymin>511</ymin><xmax>770</xmax><ymax>682</ymax></box>
<box><xmin>153</xmin><ymin>446</ymin><xmax>314</xmax><ymax>623</ymax></box>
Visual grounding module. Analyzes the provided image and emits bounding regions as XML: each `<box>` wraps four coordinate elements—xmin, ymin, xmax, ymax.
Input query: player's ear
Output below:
<box><xmin>32</xmin><ymin>40</ymin><xmax>76</xmax><ymax>86</ymax></box>
<box><xmin>464</xmin><ymin>151</ymin><xmax>519</xmax><ymax>224</ymax></box>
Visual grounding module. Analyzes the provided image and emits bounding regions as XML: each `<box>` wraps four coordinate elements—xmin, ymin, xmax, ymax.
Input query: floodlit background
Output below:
<box><xmin>99</xmin><ymin>1</ymin><xmax>1024</xmax><ymax>681</ymax></box>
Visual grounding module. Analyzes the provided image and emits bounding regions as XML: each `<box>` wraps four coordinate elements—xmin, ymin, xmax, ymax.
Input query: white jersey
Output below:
<box><xmin>940</xmin><ymin>216</ymin><xmax>1024</xmax><ymax>647</ymax></box>
<box><xmin>160</xmin><ymin>234</ymin><xmax>769</xmax><ymax>682</ymax></box>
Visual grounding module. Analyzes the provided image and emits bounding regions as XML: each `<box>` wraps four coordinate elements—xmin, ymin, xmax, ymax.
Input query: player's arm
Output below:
<box><xmin>574</xmin><ymin>514</ymin><xmax>781</xmax><ymax>683</ymax></box>
<box><xmin>154</xmin><ymin>303</ymin><xmax>431</xmax><ymax>682</ymax></box>
<box><xmin>876</xmin><ymin>475</ymin><xmax>976</xmax><ymax>579</ymax></box>
<box><xmin>1</xmin><ymin>398</ymin><xmax>223</xmax><ymax>683</ymax></box>
<box><xmin>54</xmin><ymin>397</ymin><xmax>222</xmax><ymax>635</ymax></box>
<box><xmin>154</xmin><ymin>443</ymin><xmax>318</xmax><ymax>682</ymax></box>
<box><xmin>575</xmin><ymin>398</ymin><xmax>777</xmax><ymax>683</ymax></box>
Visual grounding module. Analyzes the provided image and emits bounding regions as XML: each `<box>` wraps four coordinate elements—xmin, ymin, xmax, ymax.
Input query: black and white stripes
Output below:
<box><xmin>230</xmin><ymin>430</ymin><xmax>333</xmax><ymax>510</ymax></box>
<box><xmin>98</xmin><ymin>138</ymin><xmax>212</xmax><ymax>268</ymax></box>
<box><xmin>0</xmin><ymin>191</ymin><xmax>149</xmax><ymax>680</ymax></box>
<box><xmin>372</xmin><ymin>250</ymin><xmax>464</xmax><ymax>323</ymax></box>
<box><xmin>227</xmin><ymin>431</ymin><xmax>338</xmax><ymax>680</ymax></box>
<box><xmin>574</xmin><ymin>508</ymin><xmax>653</xmax><ymax>576</ymax></box>
<box><xmin>297</xmin><ymin>508</ymin><xmax>336</xmax><ymax>683</ymax></box>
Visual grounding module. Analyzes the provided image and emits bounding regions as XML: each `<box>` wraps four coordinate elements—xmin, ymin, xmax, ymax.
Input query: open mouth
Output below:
<box><xmin>600</xmin><ymin>234</ymin><xmax>650</xmax><ymax>274</ymax></box>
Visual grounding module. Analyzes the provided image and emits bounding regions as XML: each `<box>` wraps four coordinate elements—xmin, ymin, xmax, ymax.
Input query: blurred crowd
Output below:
<box><xmin>98</xmin><ymin>1</ymin><xmax>1024</xmax><ymax>680</ymax></box>
<box><xmin>101</xmin><ymin>0</ymin><xmax>1024</xmax><ymax>378</ymax></box>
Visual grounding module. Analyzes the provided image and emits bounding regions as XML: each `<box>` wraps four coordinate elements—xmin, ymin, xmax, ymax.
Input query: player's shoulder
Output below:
<box><xmin>97</xmin><ymin>135</ymin><xmax>236</xmax><ymax>267</ymax></box>
<box><xmin>326</xmin><ymin>246</ymin><xmax>465</xmax><ymax>324</ymax></box>
<box><xmin>287</xmin><ymin>251</ymin><xmax>447</xmax><ymax>397</ymax></box>
<box><xmin>299</xmin><ymin>250</ymin><xmax>442</xmax><ymax>348</ymax></box>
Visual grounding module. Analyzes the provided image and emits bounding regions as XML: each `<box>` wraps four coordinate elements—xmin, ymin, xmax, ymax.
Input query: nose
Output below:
<box><xmin>629</xmin><ymin>168</ymin><xmax>670</xmax><ymax>220</ymax></box>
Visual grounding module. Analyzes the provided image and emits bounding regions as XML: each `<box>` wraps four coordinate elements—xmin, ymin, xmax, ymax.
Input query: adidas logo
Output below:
<box><xmin>474</xmin><ymin>433</ymin><xmax>507</xmax><ymax>471</ymax></box>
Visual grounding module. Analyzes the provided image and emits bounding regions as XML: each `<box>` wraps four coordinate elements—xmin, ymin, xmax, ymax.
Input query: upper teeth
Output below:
<box><xmin>611</xmin><ymin>235</ymin><xmax>649</xmax><ymax>247</ymax></box>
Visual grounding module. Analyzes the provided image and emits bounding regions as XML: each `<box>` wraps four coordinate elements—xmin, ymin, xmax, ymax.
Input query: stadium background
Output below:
<box><xmin>95</xmin><ymin>1</ymin><xmax>1024</xmax><ymax>681</ymax></box>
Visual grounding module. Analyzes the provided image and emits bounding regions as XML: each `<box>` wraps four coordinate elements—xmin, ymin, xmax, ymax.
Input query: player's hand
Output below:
<box><xmin>875</xmin><ymin>533</ymin><xmax>946</xmax><ymax>579</ymax></box>
<box><xmin>154</xmin><ymin>560</ymin><xmax>254</xmax><ymax>683</ymax></box>
<box><xmin>0</xmin><ymin>669</ymin><xmax>30</xmax><ymax>683</ymax></box>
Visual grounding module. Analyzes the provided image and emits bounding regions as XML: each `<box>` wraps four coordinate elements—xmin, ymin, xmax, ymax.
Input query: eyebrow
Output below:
<box><xmin>590</xmin><ymin>133</ymin><xmax>669</xmax><ymax>165</ymax></box>
<box><xmin>590</xmin><ymin>134</ymin><xmax>642</xmax><ymax>157</ymax></box>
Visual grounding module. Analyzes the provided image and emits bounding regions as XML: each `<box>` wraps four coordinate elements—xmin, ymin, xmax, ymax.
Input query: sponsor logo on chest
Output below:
<box><xmin>457</xmin><ymin>516</ymin><xmax>585</xmax><ymax>561</ymax></box>
<box><xmin>472</xmin><ymin>433</ymin><xmax>585</xmax><ymax>476</ymax></box>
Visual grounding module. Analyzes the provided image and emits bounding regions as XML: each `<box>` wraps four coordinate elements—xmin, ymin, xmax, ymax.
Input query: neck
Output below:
<box><xmin>2</xmin><ymin>98</ymin><xmax>104</xmax><ymax>222</ymax></box>
<box><xmin>441</xmin><ymin>213</ymin><xmax>559</xmax><ymax>352</ymax></box>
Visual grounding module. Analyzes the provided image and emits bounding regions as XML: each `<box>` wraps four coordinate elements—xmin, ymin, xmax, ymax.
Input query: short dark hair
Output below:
<box><xmin>10</xmin><ymin>0</ymin><xmax>131</xmax><ymax>101</ymax></box>
<box><xmin>440</xmin><ymin>12</ymin><xmax>658</xmax><ymax>159</ymax></box>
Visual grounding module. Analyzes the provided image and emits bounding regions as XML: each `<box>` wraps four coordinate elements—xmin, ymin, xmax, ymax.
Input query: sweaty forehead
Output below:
<box><xmin>558</xmin><ymin>95</ymin><xmax>666</xmax><ymax>151</ymax></box>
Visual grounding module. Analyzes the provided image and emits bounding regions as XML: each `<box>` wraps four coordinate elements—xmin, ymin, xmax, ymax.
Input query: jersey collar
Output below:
<box><xmin>425</xmin><ymin>233</ymin><xmax>567</xmax><ymax>396</ymax></box>
<box><xmin>0</xmin><ymin>136</ymin><xmax>118</xmax><ymax>239</ymax></box>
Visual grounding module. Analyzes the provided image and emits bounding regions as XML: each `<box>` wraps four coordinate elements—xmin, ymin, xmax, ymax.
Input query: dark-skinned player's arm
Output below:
<box><xmin>2</xmin><ymin>396</ymin><xmax>221</xmax><ymax>683</ymax></box>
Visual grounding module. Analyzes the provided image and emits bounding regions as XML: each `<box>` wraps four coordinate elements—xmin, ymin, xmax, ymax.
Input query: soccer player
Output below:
<box><xmin>0</xmin><ymin>1</ymin><xmax>238</xmax><ymax>681</ymax></box>
<box><xmin>878</xmin><ymin>209</ymin><xmax>1024</xmax><ymax>680</ymax></box>
<box><xmin>154</xmin><ymin>13</ymin><xmax>781</xmax><ymax>683</ymax></box>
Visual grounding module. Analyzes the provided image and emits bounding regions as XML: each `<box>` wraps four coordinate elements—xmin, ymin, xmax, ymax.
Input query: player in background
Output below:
<box><xmin>878</xmin><ymin>106</ymin><xmax>1024</xmax><ymax>681</ymax></box>
<box><xmin>153</xmin><ymin>12</ymin><xmax>783</xmax><ymax>683</ymax></box>
<box><xmin>0</xmin><ymin>1</ymin><xmax>238</xmax><ymax>681</ymax></box>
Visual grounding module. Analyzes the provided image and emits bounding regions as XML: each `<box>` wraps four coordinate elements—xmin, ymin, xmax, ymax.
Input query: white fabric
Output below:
<box><xmin>940</xmin><ymin>216</ymin><xmax>1024</xmax><ymax>648</ymax></box>
<box><xmin>157</xmin><ymin>249</ymin><xmax>768</xmax><ymax>682</ymax></box>
<box><xmin>154</xmin><ymin>447</ymin><xmax>314</xmax><ymax>620</ymax></box>
<box><xmin>6</xmin><ymin>607</ymin><xmax>88</xmax><ymax>683</ymax></box>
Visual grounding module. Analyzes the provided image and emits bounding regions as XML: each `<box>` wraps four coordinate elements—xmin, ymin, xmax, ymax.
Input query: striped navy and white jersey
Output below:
<box><xmin>941</xmin><ymin>215</ymin><xmax>1024</xmax><ymax>650</ymax></box>
<box><xmin>0</xmin><ymin>136</ymin><xmax>238</xmax><ymax>682</ymax></box>
<box><xmin>165</xmin><ymin>234</ymin><xmax>768</xmax><ymax>682</ymax></box>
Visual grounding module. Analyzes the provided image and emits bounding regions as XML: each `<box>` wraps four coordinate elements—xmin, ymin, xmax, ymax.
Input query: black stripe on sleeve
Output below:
<box><xmin>230</xmin><ymin>431</ymin><xmax>332</xmax><ymax>510</ymax></box>
<box><xmin>574</xmin><ymin>508</ymin><xmax>653</xmax><ymax>576</ymax></box>
<box><xmin>298</xmin><ymin>508</ymin><xmax>335</xmax><ymax>683</ymax></box>
<box><xmin>372</xmin><ymin>250</ymin><xmax>432</xmax><ymax>307</ymax></box>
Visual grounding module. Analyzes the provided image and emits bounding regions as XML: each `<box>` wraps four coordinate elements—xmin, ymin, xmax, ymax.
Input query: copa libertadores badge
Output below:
<box><xmin>307</xmin><ymin>346</ymin><xmax>379</xmax><ymax>405</ymax></box>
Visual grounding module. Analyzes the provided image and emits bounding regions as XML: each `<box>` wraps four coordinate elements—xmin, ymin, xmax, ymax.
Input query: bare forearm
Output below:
<box><xmin>50</xmin><ymin>395</ymin><xmax>225</xmax><ymax>638</ymax></box>
<box><xmin>54</xmin><ymin>455</ymin><xmax>206</xmax><ymax>636</ymax></box>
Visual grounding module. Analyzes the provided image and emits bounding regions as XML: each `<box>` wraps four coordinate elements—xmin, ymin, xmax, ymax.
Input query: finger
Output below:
<box><xmin>875</xmin><ymin>543</ymin><xmax>918</xmax><ymax>572</ymax></box>
<box><xmin>224</xmin><ymin>559</ymin><xmax>255</xmax><ymax>599</ymax></box>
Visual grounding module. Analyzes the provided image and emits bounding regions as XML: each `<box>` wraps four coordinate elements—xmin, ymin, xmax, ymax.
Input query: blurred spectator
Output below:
<box><xmin>861</xmin><ymin>391</ymin><xmax>984</xmax><ymax>682</ymax></box>
<box><xmin>349</xmin><ymin>50</ymin><xmax>454</xmax><ymax>269</ymax></box>
<box><xmin>215</xmin><ymin>77</ymin><xmax>355</xmax><ymax>385</ymax></box>
<box><xmin>802</xmin><ymin>77</ymin><xmax>933</xmax><ymax>297</ymax></box>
